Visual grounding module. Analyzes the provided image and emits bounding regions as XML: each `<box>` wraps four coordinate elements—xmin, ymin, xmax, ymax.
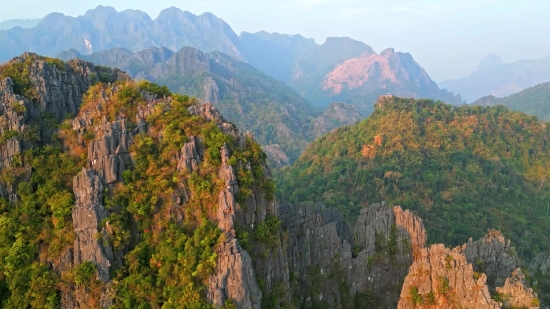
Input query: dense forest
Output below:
<box><xmin>277</xmin><ymin>96</ymin><xmax>550</xmax><ymax>259</ymax></box>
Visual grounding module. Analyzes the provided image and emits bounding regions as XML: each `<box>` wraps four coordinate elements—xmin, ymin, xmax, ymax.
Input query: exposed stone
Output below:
<box><xmin>398</xmin><ymin>232</ymin><xmax>540</xmax><ymax>309</ymax></box>
<box><xmin>398</xmin><ymin>244</ymin><xmax>500</xmax><ymax>309</ymax></box>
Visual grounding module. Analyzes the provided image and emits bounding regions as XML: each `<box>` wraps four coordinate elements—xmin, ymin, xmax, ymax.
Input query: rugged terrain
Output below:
<box><xmin>57</xmin><ymin>46</ymin><xmax>361</xmax><ymax>164</ymax></box>
<box><xmin>241</xmin><ymin>32</ymin><xmax>464</xmax><ymax>114</ymax></box>
<box><xmin>1</xmin><ymin>6</ymin><xmax>467</xmax><ymax>119</ymax></box>
<box><xmin>0</xmin><ymin>53</ymin><xmax>546</xmax><ymax>308</ymax></box>
<box><xmin>0</xmin><ymin>6</ymin><xmax>246</xmax><ymax>62</ymax></box>
<box><xmin>440</xmin><ymin>54</ymin><xmax>550</xmax><ymax>103</ymax></box>
<box><xmin>398</xmin><ymin>232</ymin><xmax>540</xmax><ymax>309</ymax></box>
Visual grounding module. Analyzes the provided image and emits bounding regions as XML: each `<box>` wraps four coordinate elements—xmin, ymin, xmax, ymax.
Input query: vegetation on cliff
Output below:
<box><xmin>277</xmin><ymin>96</ymin><xmax>550</xmax><ymax>259</ymax></box>
<box><xmin>0</xmin><ymin>54</ymin><xmax>273</xmax><ymax>307</ymax></box>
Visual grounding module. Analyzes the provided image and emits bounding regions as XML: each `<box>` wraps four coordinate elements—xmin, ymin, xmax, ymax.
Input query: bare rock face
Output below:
<box><xmin>208</xmin><ymin>141</ymin><xmax>263</xmax><ymax>309</ymax></box>
<box><xmin>462</xmin><ymin>232</ymin><xmax>519</xmax><ymax>288</ymax></box>
<box><xmin>496</xmin><ymin>269</ymin><xmax>539</xmax><ymax>309</ymax></box>
<box><xmin>398</xmin><ymin>233</ymin><xmax>540</xmax><ymax>309</ymax></box>
<box><xmin>398</xmin><ymin>244</ymin><xmax>500</xmax><ymax>309</ymax></box>
<box><xmin>72</xmin><ymin>169</ymin><xmax>112</xmax><ymax>282</ymax></box>
<box><xmin>276</xmin><ymin>201</ymin><xmax>427</xmax><ymax>308</ymax></box>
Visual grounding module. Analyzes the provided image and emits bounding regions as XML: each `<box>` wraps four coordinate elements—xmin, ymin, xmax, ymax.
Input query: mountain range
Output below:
<box><xmin>0</xmin><ymin>55</ymin><xmax>546</xmax><ymax>308</ymax></box>
<box><xmin>440</xmin><ymin>54</ymin><xmax>550</xmax><ymax>103</ymax></box>
<box><xmin>57</xmin><ymin>46</ymin><xmax>362</xmax><ymax>164</ymax></box>
<box><xmin>473</xmin><ymin>82</ymin><xmax>550</xmax><ymax>121</ymax></box>
<box><xmin>2</xmin><ymin>6</ymin><xmax>464</xmax><ymax>116</ymax></box>
<box><xmin>241</xmin><ymin>33</ymin><xmax>464</xmax><ymax>114</ymax></box>
<box><xmin>0</xmin><ymin>18</ymin><xmax>42</xmax><ymax>30</ymax></box>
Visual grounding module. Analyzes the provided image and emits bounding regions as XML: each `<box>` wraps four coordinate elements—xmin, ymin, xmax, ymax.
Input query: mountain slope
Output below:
<box><xmin>0</xmin><ymin>6</ymin><xmax>245</xmax><ymax>62</ymax></box>
<box><xmin>0</xmin><ymin>52</ymin><xmax>275</xmax><ymax>308</ymax></box>
<box><xmin>473</xmin><ymin>82</ymin><xmax>550</xmax><ymax>121</ymax></box>
<box><xmin>58</xmin><ymin>46</ymin><xmax>359</xmax><ymax>164</ymax></box>
<box><xmin>0</xmin><ymin>18</ymin><xmax>42</xmax><ymax>30</ymax></box>
<box><xmin>241</xmin><ymin>32</ymin><xmax>463</xmax><ymax>114</ymax></box>
<box><xmin>277</xmin><ymin>96</ymin><xmax>550</xmax><ymax>261</ymax></box>
<box><xmin>440</xmin><ymin>54</ymin><xmax>550</xmax><ymax>103</ymax></box>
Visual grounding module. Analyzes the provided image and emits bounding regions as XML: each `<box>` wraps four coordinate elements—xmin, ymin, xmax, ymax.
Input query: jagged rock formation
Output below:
<box><xmin>0</xmin><ymin>53</ymin><xmax>271</xmax><ymax>308</ymax></box>
<box><xmin>275</xmin><ymin>202</ymin><xmax>426</xmax><ymax>308</ymax></box>
<box><xmin>57</xmin><ymin>46</ymin><xmax>320</xmax><ymax>164</ymax></box>
<box><xmin>58</xmin><ymin>46</ymin><xmax>367</xmax><ymax>165</ymax></box>
<box><xmin>398</xmin><ymin>232</ymin><xmax>540</xmax><ymax>309</ymax></box>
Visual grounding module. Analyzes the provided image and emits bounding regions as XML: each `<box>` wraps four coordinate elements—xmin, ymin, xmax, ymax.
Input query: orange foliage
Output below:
<box><xmin>361</xmin><ymin>144</ymin><xmax>377</xmax><ymax>159</ymax></box>
<box><xmin>374</xmin><ymin>135</ymin><xmax>382</xmax><ymax>146</ymax></box>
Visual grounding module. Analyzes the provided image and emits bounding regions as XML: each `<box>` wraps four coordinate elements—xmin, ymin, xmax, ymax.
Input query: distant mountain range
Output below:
<box><xmin>0</xmin><ymin>18</ymin><xmax>42</xmax><ymax>30</ymax></box>
<box><xmin>241</xmin><ymin>33</ymin><xmax>464</xmax><ymax>114</ymax></box>
<box><xmin>2</xmin><ymin>6</ymin><xmax>465</xmax><ymax>115</ymax></box>
<box><xmin>473</xmin><ymin>82</ymin><xmax>550</xmax><ymax>121</ymax></box>
<box><xmin>440</xmin><ymin>54</ymin><xmax>550</xmax><ymax>103</ymax></box>
<box><xmin>58</xmin><ymin>47</ymin><xmax>361</xmax><ymax>164</ymax></box>
<box><xmin>0</xmin><ymin>6</ymin><xmax>245</xmax><ymax>62</ymax></box>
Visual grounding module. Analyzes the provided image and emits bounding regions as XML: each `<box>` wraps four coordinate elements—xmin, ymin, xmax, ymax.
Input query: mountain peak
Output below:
<box><xmin>478</xmin><ymin>53</ymin><xmax>502</xmax><ymax>70</ymax></box>
<box><xmin>380</xmin><ymin>47</ymin><xmax>395</xmax><ymax>56</ymax></box>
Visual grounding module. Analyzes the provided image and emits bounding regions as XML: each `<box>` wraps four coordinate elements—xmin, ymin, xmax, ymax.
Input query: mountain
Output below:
<box><xmin>277</xmin><ymin>95</ymin><xmax>550</xmax><ymax>261</ymax></box>
<box><xmin>0</xmin><ymin>53</ymin><xmax>543</xmax><ymax>309</ymax></box>
<box><xmin>440</xmin><ymin>54</ymin><xmax>550</xmax><ymax>103</ymax></box>
<box><xmin>0</xmin><ymin>6</ymin><xmax>245</xmax><ymax>63</ymax></box>
<box><xmin>58</xmin><ymin>46</ymin><xmax>359</xmax><ymax>164</ymax></box>
<box><xmin>473</xmin><ymin>82</ymin><xmax>550</xmax><ymax>121</ymax></box>
<box><xmin>241</xmin><ymin>32</ymin><xmax>463</xmax><ymax>114</ymax></box>
<box><xmin>0</xmin><ymin>18</ymin><xmax>42</xmax><ymax>30</ymax></box>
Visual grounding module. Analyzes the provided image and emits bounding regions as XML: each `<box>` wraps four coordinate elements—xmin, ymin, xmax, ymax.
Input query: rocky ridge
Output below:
<box><xmin>398</xmin><ymin>232</ymin><xmax>540</xmax><ymax>309</ymax></box>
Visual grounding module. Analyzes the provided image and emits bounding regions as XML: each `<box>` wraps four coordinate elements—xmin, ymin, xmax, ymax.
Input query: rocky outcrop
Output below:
<box><xmin>207</xmin><ymin>135</ymin><xmax>263</xmax><ymax>308</ymax></box>
<box><xmin>398</xmin><ymin>244</ymin><xmax>499</xmax><ymax>309</ymax></box>
<box><xmin>398</xmin><ymin>232</ymin><xmax>540</xmax><ymax>309</ymax></box>
<box><xmin>275</xmin><ymin>202</ymin><xmax>426</xmax><ymax>308</ymax></box>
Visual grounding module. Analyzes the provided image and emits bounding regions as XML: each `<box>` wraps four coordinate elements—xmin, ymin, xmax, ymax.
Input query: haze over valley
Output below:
<box><xmin>0</xmin><ymin>2</ymin><xmax>549</xmax><ymax>309</ymax></box>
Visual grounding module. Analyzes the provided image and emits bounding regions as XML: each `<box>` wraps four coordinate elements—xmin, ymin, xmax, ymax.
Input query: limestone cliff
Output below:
<box><xmin>274</xmin><ymin>202</ymin><xmax>427</xmax><ymax>308</ymax></box>
<box><xmin>398</xmin><ymin>232</ymin><xmax>540</xmax><ymax>309</ymax></box>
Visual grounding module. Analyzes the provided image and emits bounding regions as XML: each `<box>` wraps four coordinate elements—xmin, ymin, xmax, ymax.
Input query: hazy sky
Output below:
<box><xmin>1</xmin><ymin>0</ymin><xmax>549</xmax><ymax>82</ymax></box>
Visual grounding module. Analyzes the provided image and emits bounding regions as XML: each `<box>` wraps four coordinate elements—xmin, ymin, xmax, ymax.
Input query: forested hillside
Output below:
<box><xmin>474</xmin><ymin>82</ymin><xmax>550</xmax><ymax>121</ymax></box>
<box><xmin>277</xmin><ymin>96</ymin><xmax>550</xmax><ymax>260</ymax></box>
<box><xmin>58</xmin><ymin>47</ymin><xmax>360</xmax><ymax>164</ymax></box>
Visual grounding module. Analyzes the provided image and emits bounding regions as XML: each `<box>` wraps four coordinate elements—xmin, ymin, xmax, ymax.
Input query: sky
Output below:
<box><xmin>1</xmin><ymin>0</ymin><xmax>549</xmax><ymax>82</ymax></box>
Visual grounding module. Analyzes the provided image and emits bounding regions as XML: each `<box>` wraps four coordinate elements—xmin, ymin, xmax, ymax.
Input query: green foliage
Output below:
<box><xmin>438</xmin><ymin>276</ymin><xmax>451</xmax><ymax>294</ymax></box>
<box><xmin>409</xmin><ymin>287</ymin><xmax>423</xmax><ymax>306</ymax></box>
<box><xmin>0</xmin><ymin>58</ymin><xmax>35</xmax><ymax>99</ymax></box>
<box><xmin>253</xmin><ymin>215</ymin><xmax>281</xmax><ymax>244</ymax></box>
<box><xmin>474</xmin><ymin>82</ymin><xmax>550</xmax><ymax>121</ymax></box>
<box><xmin>277</xmin><ymin>98</ymin><xmax>550</xmax><ymax>259</ymax></box>
<box><xmin>138</xmin><ymin>80</ymin><xmax>172</xmax><ymax>97</ymax></box>
<box><xmin>445</xmin><ymin>255</ymin><xmax>453</xmax><ymax>270</ymax></box>
<box><xmin>426</xmin><ymin>291</ymin><xmax>436</xmax><ymax>305</ymax></box>
<box><xmin>72</xmin><ymin>261</ymin><xmax>97</xmax><ymax>285</ymax></box>
<box><xmin>222</xmin><ymin>299</ymin><xmax>237</xmax><ymax>309</ymax></box>
<box><xmin>0</xmin><ymin>145</ymin><xmax>82</xmax><ymax>308</ymax></box>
